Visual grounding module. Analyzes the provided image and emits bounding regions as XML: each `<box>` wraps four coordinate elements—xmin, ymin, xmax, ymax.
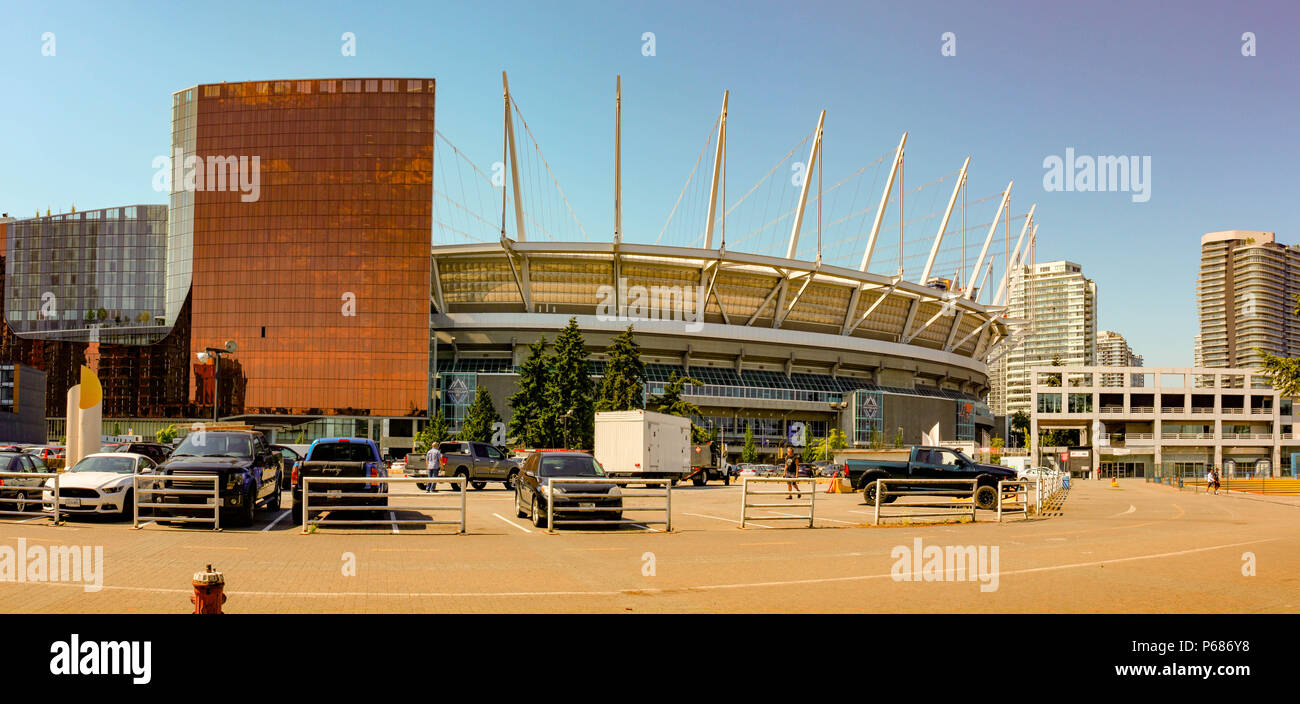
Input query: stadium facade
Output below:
<box><xmin>1</xmin><ymin>76</ymin><xmax>1016</xmax><ymax>459</ymax></box>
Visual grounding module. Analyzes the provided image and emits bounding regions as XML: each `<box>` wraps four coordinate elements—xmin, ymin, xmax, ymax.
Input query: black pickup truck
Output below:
<box><xmin>845</xmin><ymin>446</ymin><xmax>1015</xmax><ymax>510</ymax></box>
<box><xmin>290</xmin><ymin>437</ymin><xmax>388</xmax><ymax>524</ymax></box>
<box><xmin>153</xmin><ymin>430</ymin><xmax>282</xmax><ymax>527</ymax></box>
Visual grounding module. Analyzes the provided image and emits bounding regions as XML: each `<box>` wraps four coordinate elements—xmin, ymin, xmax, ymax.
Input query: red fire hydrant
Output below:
<box><xmin>191</xmin><ymin>564</ymin><xmax>227</xmax><ymax>614</ymax></box>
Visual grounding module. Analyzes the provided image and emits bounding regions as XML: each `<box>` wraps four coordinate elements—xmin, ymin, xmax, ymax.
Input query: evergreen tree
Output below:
<box><xmin>650</xmin><ymin>371</ymin><xmax>709</xmax><ymax>442</ymax></box>
<box><xmin>544</xmin><ymin>318</ymin><xmax>596</xmax><ymax>449</ymax></box>
<box><xmin>595</xmin><ymin>325</ymin><xmax>645</xmax><ymax>412</ymax></box>
<box><xmin>459</xmin><ymin>386</ymin><xmax>502</xmax><ymax>443</ymax></box>
<box><xmin>415</xmin><ymin>411</ymin><xmax>452</xmax><ymax>453</ymax></box>
<box><xmin>741</xmin><ymin>423</ymin><xmax>758</xmax><ymax>464</ymax></box>
<box><xmin>507</xmin><ymin>336</ymin><xmax>551</xmax><ymax>447</ymax></box>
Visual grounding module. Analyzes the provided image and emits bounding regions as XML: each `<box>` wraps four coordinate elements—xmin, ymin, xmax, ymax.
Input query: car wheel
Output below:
<box><xmin>290</xmin><ymin>497</ymin><xmax>303</xmax><ymax>525</ymax></box>
<box><xmin>530</xmin><ymin>494</ymin><xmax>547</xmax><ymax>528</ymax></box>
<box><xmin>267</xmin><ymin>483</ymin><xmax>282</xmax><ymax>511</ymax></box>
<box><xmin>723</xmin><ymin>474</ymin><xmax>730</xmax><ymax>486</ymax></box>
<box><xmin>515</xmin><ymin>488</ymin><xmax>528</xmax><ymax>518</ymax></box>
<box><xmin>455</xmin><ymin>469</ymin><xmax>470</xmax><ymax>491</ymax></box>
<box><xmin>119</xmin><ymin>490</ymin><xmax>134</xmax><ymax>520</ymax></box>
<box><xmin>470</xmin><ymin>480</ymin><xmax>487</xmax><ymax>491</ymax></box>
<box><xmin>691</xmin><ymin>472</ymin><xmax>706</xmax><ymax>487</ymax></box>
<box><xmin>505</xmin><ymin>470</ymin><xmax>519</xmax><ymax>490</ymax></box>
<box><xmin>974</xmin><ymin>484</ymin><xmax>998</xmax><ymax>511</ymax></box>
<box><xmin>862</xmin><ymin>479</ymin><xmax>896</xmax><ymax>505</ymax></box>
<box><xmin>231</xmin><ymin>488</ymin><xmax>255</xmax><ymax>527</ymax></box>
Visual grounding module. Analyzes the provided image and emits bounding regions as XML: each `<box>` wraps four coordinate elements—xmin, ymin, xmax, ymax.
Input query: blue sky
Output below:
<box><xmin>2</xmin><ymin>0</ymin><xmax>1297</xmax><ymax>366</ymax></box>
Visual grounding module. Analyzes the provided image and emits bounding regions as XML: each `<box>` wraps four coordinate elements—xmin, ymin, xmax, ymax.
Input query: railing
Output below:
<box><xmin>1099</xmin><ymin>407</ymin><xmax>1126</xmax><ymax>414</ymax></box>
<box><xmin>1034</xmin><ymin>471</ymin><xmax>1067</xmax><ymax>513</ymax></box>
<box><xmin>1191</xmin><ymin>407</ymin><xmax>1215</xmax><ymax>414</ymax></box>
<box><xmin>0</xmin><ymin>471</ymin><xmax>60</xmax><ymax>524</ymax></box>
<box><xmin>1250</xmin><ymin>408</ymin><xmax>1274</xmax><ymax>415</ymax></box>
<box><xmin>739</xmin><ymin>477</ymin><xmax>815</xmax><ymax>528</ymax></box>
<box><xmin>1160</xmin><ymin>406</ymin><xmax>1186</xmax><ymax>414</ymax></box>
<box><xmin>871</xmin><ymin>478</ymin><xmax>978</xmax><ymax>525</ymax></box>
<box><xmin>1130</xmin><ymin>406</ymin><xmax>1155</xmax><ymax>413</ymax></box>
<box><xmin>1220</xmin><ymin>433</ymin><xmax>1274</xmax><ymax>440</ymax></box>
<box><xmin>134</xmin><ymin>474</ymin><xmax>220</xmax><ymax>531</ymax></box>
<box><xmin>1161</xmin><ymin>432</ymin><xmax>1214</xmax><ymax>440</ymax></box>
<box><xmin>545</xmin><ymin>477</ymin><xmax>670</xmax><ymax>532</ymax></box>
<box><xmin>303</xmin><ymin>476</ymin><xmax>466</xmax><ymax>533</ymax></box>
<box><xmin>996</xmin><ymin>480</ymin><xmax>1030</xmax><ymax>522</ymax></box>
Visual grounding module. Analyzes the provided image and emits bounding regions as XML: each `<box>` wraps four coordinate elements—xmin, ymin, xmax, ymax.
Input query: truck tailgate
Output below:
<box><xmin>299</xmin><ymin>460</ymin><xmax>370</xmax><ymax>477</ymax></box>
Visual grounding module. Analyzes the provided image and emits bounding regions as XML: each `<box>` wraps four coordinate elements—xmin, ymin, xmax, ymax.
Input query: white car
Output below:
<box><xmin>42</xmin><ymin>452</ymin><xmax>157</xmax><ymax>519</ymax></box>
<box><xmin>1016</xmin><ymin>466</ymin><xmax>1056</xmax><ymax>481</ymax></box>
<box><xmin>391</xmin><ymin>459</ymin><xmax>407</xmax><ymax>472</ymax></box>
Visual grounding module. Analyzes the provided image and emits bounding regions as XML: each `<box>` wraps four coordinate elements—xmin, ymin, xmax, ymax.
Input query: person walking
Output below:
<box><xmin>424</xmin><ymin>442</ymin><xmax>443</xmax><ymax>493</ymax></box>
<box><xmin>1209</xmin><ymin>466</ymin><xmax>1221</xmax><ymax>495</ymax></box>
<box><xmin>783</xmin><ymin>446</ymin><xmax>801</xmax><ymax>499</ymax></box>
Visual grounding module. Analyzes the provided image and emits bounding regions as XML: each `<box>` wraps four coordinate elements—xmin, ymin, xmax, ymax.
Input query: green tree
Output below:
<box><xmin>893</xmin><ymin>427</ymin><xmax>904</xmax><ymax>448</ymax></box>
<box><xmin>459</xmin><ymin>386</ymin><xmax>501</xmax><ymax>443</ymax></box>
<box><xmin>595</xmin><ymin>325</ymin><xmax>645</xmax><ymax>412</ymax></box>
<box><xmin>414</xmin><ymin>410</ymin><xmax>453</xmax><ymax>454</ymax></box>
<box><xmin>741</xmin><ymin>423</ymin><xmax>758</xmax><ymax>464</ymax></box>
<box><xmin>990</xmin><ymin>437</ymin><xmax>1005</xmax><ymax>463</ymax></box>
<box><xmin>1261</xmin><ymin>294</ymin><xmax>1300</xmax><ymax>396</ymax></box>
<box><xmin>507</xmin><ymin>336</ymin><xmax>551</xmax><ymax>447</ymax></box>
<box><xmin>1010</xmin><ymin>410</ymin><xmax>1030</xmax><ymax>448</ymax></box>
<box><xmin>155</xmin><ymin>424</ymin><xmax>178</xmax><ymax>444</ymax></box>
<box><xmin>812</xmin><ymin>428</ymin><xmax>849</xmax><ymax>461</ymax></box>
<box><xmin>543</xmin><ymin>318</ymin><xmax>596</xmax><ymax>449</ymax></box>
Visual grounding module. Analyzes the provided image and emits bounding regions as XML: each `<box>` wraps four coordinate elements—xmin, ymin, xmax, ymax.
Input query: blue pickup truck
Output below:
<box><xmin>844</xmin><ymin>446</ymin><xmax>1016</xmax><ymax>510</ymax></box>
<box><xmin>290</xmin><ymin>437</ymin><xmax>388</xmax><ymax>525</ymax></box>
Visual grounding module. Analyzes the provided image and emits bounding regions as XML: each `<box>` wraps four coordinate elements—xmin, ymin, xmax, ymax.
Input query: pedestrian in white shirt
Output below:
<box><xmin>425</xmin><ymin>444</ymin><xmax>443</xmax><ymax>492</ymax></box>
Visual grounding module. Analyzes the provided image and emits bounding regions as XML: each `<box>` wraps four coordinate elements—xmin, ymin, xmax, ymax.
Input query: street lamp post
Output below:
<box><xmin>197</xmin><ymin>340</ymin><xmax>237</xmax><ymax>423</ymax></box>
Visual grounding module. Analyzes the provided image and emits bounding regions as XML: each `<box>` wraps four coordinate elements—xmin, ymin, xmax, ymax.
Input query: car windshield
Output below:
<box><xmin>538</xmin><ymin>455</ymin><xmax>605</xmax><ymax>478</ymax></box>
<box><xmin>171</xmin><ymin>434</ymin><xmax>253</xmax><ymax>458</ymax></box>
<box><xmin>308</xmin><ymin>442</ymin><xmax>374</xmax><ymax>462</ymax></box>
<box><xmin>71</xmin><ymin>455</ymin><xmax>136</xmax><ymax>474</ymax></box>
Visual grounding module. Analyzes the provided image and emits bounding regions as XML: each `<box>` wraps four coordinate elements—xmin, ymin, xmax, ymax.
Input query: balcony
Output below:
<box><xmin>1191</xmin><ymin>407</ymin><xmax>1215</xmax><ymax>414</ymax></box>
<box><xmin>1220</xmin><ymin>433</ymin><xmax>1274</xmax><ymax>440</ymax></box>
<box><xmin>1250</xmin><ymin>408</ymin><xmax>1274</xmax><ymax>415</ymax></box>
<box><xmin>1161</xmin><ymin>432</ymin><xmax>1214</xmax><ymax>440</ymax></box>
<box><xmin>1129</xmin><ymin>406</ymin><xmax>1155</xmax><ymax>414</ymax></box>
<box><xmin>1099</xmin><ymin>406</ymin><xmax>1126</xmax><ymax>414</ymax></box>
<box><xmin>1160</xmin><ymin>406</ymin><xmax>1187</xmax><ymax>414</ymax></box>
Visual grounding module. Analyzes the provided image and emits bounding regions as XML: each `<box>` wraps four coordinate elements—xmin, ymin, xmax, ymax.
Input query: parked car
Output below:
<box><xmin>434</xmin><ymin>441</ymin><xmax>520</xmax><ymax>491</ymax></box>
<box><xmin>269</xmin><ymin>444</ymin><xmax>303</xmax><ymax>489</ymax></box>
<box><xmin>108</xmin><ymin>442</ymin><xmax>173</xmax><ymax>464</ymax></box>
<box><xmin>513</xmin><ymin>451</ymin><xmax>621</xmax><ymax>528</ymax></box>
<box><xmin>43</xmin><ymin>452</ymin><xmax>156</xmax><ymax>519</ymax></box>
<box><xmin>844</xmin><ymin>445</ymin><xmax>1016</xmax><ymax>510</ymax></box>
<box><xmin>290</xmin><ymin>437</ymin><xmax>388</xmax><ymax>525</ymax></box>
<box><xmin>0</xmin><ymin>451</ymin><xmax>56</xmax><ymax>511</ymax></box>
<box><xmin>24</xmin><ymin>445</ymin><xmax>66</xmax><ymax>461</ymax></box>
<box><xmin>153</xmin><ymin>430</ymin><xmax>282</xmax><ymax>527</ymax></box>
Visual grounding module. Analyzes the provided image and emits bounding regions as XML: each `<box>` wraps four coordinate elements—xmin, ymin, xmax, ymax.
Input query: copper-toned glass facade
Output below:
<box><xmin>177</xmin><ymin>78</ymin><xmax>434</xmax><ymax>417</ymax></box>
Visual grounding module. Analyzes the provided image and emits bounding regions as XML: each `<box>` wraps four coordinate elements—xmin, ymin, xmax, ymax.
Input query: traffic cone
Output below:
<box><xmin>826</xmin><ymin>471</ymin><xmax>839</xmax><ymax>493</ymax></box>
<box><xmin>1110</xmin><ymin>476</ymin><xmax>1118</xmax><ymax>488</ymax></box>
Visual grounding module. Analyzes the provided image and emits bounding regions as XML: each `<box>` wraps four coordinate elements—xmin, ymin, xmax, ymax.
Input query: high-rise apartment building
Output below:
<box><xmin>1198</xmin><ymin>231</ymin><xmax>1300</xmax><ymax>369</ymax></box>
<box><xmin>990</xmin><ymin>260</ymin><xmax>1097</xmax><ymax>416</ymax></box>
<box><xmin>1097</xmin><ymin>330</ymin><xmax>1143</xmax><ymax>387</ymax></box>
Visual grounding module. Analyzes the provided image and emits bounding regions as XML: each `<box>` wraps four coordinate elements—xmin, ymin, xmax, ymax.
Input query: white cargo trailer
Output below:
<box><xmin>594</xmin><ymin>410</ymin><xmax>691</xmax><ymax>485</ymax></box>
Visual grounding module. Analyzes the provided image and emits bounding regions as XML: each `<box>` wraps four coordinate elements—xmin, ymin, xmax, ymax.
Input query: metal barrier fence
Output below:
<box><xmin>0</xmin><ymin>471</ymin><xmax>61</xmax><ymax>524</ymax></box>
<box><xmin>303</xmin><ymin>475</ymin><xmax>466</xmax><ymax>533</ymax></box>
<box><xmin>545</xmin><ymin>477</ymin><xmax>670</xmax><ymax>533</ymax></box>
<box><xmin>873</xmin><ymin>478</ymin><xmax>977</xmax><ymax>525</ymax></box>
<box><xmin>134</xmin><ymin>474</ymin><xmax>221</xmax><ymax>531</ymax></box>
<box><xmin>1147</xmin><ymin>474</ymin><xmax>1300</xmax><ymax>496</ymax></box>
<box><xmin>1034</xmin><ymin>472</ymin><xmax>1066</xmax><ymax>516</ymax></box>
<box><xmin>997</xmin><ymin>480</ymin><xmax>1031</xmax><ymax>522</ymax></box>
<box><xmin>739</xmin><ymin>476</ymin><xmax>816</xmax><ymax>528</ymax></box>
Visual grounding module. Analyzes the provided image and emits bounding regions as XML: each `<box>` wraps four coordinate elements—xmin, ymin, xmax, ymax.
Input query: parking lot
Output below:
<box><xmin>2</xmin><ymin>478</ymin><xmax>1297</xmax><ymax>613</ymax></box>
